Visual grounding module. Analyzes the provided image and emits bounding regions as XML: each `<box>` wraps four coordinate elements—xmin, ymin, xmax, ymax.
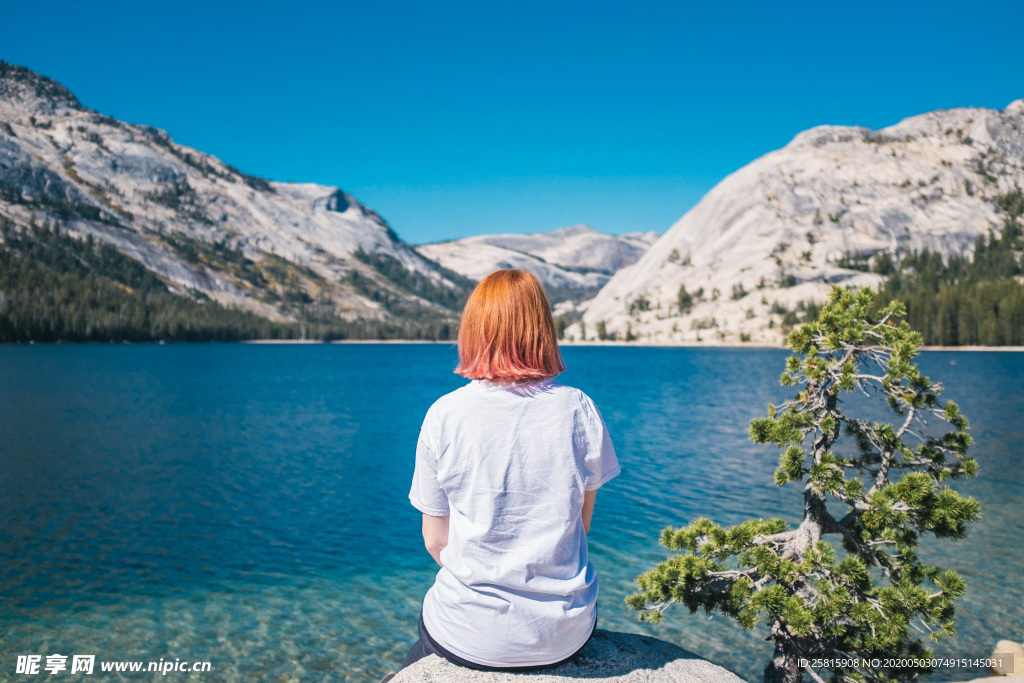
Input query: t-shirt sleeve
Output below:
<box><xmin>578</xmin><ymin>393</ymin><xmax>621</xmax><ymax>491</ymax></box>
<box><xmin>408</xmin><ymin>408</ymin><xmax>450</xmax><ymax>516</ymax></box>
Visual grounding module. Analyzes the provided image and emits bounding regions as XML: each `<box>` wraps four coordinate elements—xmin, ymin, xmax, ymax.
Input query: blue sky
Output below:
<box><xmin>3</xmin><ymin>0</ymin><xmax>1022</xmax><ymax>243</ymax></box>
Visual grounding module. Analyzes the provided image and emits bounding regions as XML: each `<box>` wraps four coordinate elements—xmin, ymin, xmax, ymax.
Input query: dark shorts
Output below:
<box><xmin>401</xmin><ymin>609</ymin><xmax>596</xmax><ymax>672</ymax></box>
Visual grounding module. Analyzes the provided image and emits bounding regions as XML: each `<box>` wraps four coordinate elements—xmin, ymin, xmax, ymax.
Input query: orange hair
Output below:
<box><xmin>455</xmin><ymin>269</ymin><xmax>565</xmax><ymax>381</ymax></box>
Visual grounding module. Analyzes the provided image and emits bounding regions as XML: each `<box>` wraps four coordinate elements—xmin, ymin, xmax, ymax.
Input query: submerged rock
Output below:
<box><xmin>390</xmin><ymin>630</ymin><xmax>748</xmax><ymax>682</ymax></box>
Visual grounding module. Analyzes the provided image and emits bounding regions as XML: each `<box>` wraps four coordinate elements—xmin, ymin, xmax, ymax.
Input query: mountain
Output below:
<box><xmin>0</xmin><ymin>61</ymin><xmax>472</xmax><ymax>341</ymax></box>
<box><xmin>572</xmin><ymin>99</ymin><xmax>1024</xmax><ymax>344</ymax></box>
<box><xmin>416</xmin><ymin>225</ymin><xmax>659</xmax><ymax>303</ymax></box>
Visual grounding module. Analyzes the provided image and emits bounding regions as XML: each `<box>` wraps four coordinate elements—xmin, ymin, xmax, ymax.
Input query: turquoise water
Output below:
<box><xmin>1</xmin><ymin>345</ymin><xmax>1021</xmax><ymax>682</ymax></box>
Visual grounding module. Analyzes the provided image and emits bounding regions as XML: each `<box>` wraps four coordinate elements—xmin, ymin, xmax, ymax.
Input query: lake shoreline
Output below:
<box><xmin>239</xmin><ymin>340</ymin><xmax>1024</xmax><ymax>351</ymax></box>
<box><xmin>5</xmin><ymin>339</ymin><xmax>1024</xmax><ymax>351</ymax></box>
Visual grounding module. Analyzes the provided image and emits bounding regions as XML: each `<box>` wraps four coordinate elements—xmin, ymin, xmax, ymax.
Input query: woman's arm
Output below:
<box><xmin>582</xmin><ymin>489</ymin><xmax>597</xmax><ymax>534</ymax></box>
<box><xmin>422</xmin><ymin>514</ymin><xmax>449</xmax><ymax>567</ymax></box>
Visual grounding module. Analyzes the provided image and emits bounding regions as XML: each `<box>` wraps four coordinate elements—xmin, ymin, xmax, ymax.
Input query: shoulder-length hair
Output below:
<box><xmin>455</xmin><ymin>269</ymin><xmax>565</xmax><ymax>381</ymax></box>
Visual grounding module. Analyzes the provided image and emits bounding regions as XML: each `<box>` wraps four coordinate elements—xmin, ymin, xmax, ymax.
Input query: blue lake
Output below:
<box><xmin>1</xmin><ymin>344</ymin><xmax>1021</xmax><ymax>682</ymax></box>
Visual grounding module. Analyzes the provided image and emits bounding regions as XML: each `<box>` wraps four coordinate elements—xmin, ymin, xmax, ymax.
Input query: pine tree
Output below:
<box><xmin>627</xmin><ymin>286</ymin><xmax>981</xmax><ymax>683</ymax></box>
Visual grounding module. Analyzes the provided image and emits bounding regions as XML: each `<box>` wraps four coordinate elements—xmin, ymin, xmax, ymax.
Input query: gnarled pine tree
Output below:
<box><xmin>627</xmin><ymin>287</ymin><xmax>980</xmax><ymax>683</ymax></box>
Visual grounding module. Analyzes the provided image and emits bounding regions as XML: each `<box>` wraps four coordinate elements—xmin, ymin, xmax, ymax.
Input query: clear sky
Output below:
<box><xmin>3</xmin><ymin>0</ymin><xmax>1022</xmax><ymax>244</ymax></box>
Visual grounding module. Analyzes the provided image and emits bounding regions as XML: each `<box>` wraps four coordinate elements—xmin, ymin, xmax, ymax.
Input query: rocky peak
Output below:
<box><xmin>0</xmin><ymin>63</ymin><xmax>468</xmax><ymax>328</ymax></box>
<box><xmin>0</xmin><ymin>61</ymin><xmax>82</xmax><ymax>114</ymax></box>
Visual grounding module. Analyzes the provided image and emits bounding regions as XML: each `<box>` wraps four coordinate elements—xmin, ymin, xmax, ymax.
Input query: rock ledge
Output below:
<box><xmin>391</xmin><ymin>630</ymin><xmax>748</xmax><ymax>682</ymax></box>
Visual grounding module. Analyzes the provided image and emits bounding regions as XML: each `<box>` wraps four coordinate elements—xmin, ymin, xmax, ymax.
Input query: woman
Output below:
<box><xmin>399</xmin><ymin>269</ymin><xmax>620</xmax><ymax>674</ymax></box>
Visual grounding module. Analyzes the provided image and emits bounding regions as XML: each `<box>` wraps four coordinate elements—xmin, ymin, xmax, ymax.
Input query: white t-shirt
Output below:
<box><xmin>408</xmin><ymin>377</ymin><xmax>620</xmax><ymax>667</ymax></box>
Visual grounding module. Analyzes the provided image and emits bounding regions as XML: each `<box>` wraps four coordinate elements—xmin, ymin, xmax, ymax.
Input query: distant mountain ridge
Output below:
<box><xmin>0</xmin><ymin>62</ymin><xmax>658</xmax><ymax>341</ymax></box>
<box><xmin>416</xmin><ymin>225</ymin><xmax>658</xmax><ymax>303</ymax></box>
<box><xmin>573</xmin><ymin>99</ymin><xmax>1024</xmax><ymax>344</ymax></box>
<box><xmin>5</xmin><ymin>61</ymin><xmax>1019</xmax><ymax>345</ymax></box>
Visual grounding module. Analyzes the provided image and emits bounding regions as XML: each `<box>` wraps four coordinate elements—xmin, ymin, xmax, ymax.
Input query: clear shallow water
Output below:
<box><xmin>0</xmin><ymin>344</ymin><xmax>1020</xmax><ymax>682</ymax></box>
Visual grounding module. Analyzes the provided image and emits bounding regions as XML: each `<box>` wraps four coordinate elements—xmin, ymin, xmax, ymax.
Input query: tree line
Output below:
<box><xmin>876</xmin><ymin>190</ymin><xmax>1024</xmax><ymax>345</ymax></box>
<box><xmin>0</xmin><ymin>219</ymin><xmax>455</xmax><ymax>343</ymax></box>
